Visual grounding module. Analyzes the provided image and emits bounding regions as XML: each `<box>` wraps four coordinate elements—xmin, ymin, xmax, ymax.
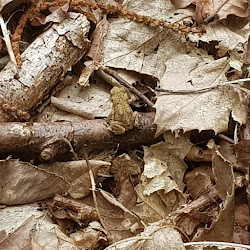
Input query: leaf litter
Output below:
<box><xmin>0</xmin><ymin>0</ymin><xmax>250</xmax><ymax>249</ymax></box>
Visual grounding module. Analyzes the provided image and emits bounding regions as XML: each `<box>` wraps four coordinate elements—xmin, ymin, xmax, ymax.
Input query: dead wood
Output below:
<box><xmin>0</xmin><ymin>12</ymin><xmax>90</xmax><ymax>122</ymax></box>
<box><xmin>168</xmin><ymin>173</ymin><xmax>245</xmax><ymax>230</ymax></box>
<box><xmin>0</xmin><ymin>112</ymin><xmax>160</xmax><ymax>160</ymax></box>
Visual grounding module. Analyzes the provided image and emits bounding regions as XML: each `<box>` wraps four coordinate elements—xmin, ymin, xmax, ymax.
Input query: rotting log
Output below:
<box><xmin>0</xmin><ymin>112</ymin><xmax>161</xmax><ymax>160</ymax></box>
<box><xmin>0</xmin><ymin>12</ymin><xmax>90</xmax><ymax>122</ymax></box>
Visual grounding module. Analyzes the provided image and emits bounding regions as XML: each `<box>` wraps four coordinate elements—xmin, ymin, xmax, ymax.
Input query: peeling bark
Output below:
<box><xmin>0</xmin><ymin>12</ymin><xmax>90</xmax><ymax>122</ymax></box>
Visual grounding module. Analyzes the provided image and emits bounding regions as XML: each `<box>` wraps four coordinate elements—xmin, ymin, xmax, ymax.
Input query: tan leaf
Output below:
<box><xmin>0</xmin><ymin>216</ymin><xmax>35</xmax><ymax>250</ymax></box>
<box><xmin>154</xmin><ymin>55</ymin><xmax>248</xmax><ymax>136</ymax></box>
<box><xmin>139</xmin><ymin>132</ymin><xmax>191</xmax><ymax>215</ymax></box>
<box><xmin>0</xmin><ymin>158</ymin><xmax>109</xmax><ymax>204</ymax></box>
<box><xmin>96</xmin><ymin>190</ymin><xmax>143</xmax><ymax>242</ymax></box>
<box><xmin>188</xmin><ymin>22</ymin><xmax>247</xmax><ymax>71</ymax></box>
<box><xmin>70</xmin><ymin>221</ymin><xmax>106</xmax><ymax>249</ymax></box>
<box><xmin>106</xmin><ymin>222</ymin><xmax>185</xmax><ymax>250</ymax></box>
<box><xmin>102</xmin><ymin>0</ymin><xmax>193</xmax><ymax>79</ymax></box>
<box><xmin>171</xmin><ymin>0</ymin><xmax>249</xmax><ymax>21</ymax></box>
<box><xmin>31</xmin><ymin>3</ymin><xmax>70</xmax><ymax>26</ymax></box>
<box><xmin>185</xmin><ymin>166</ymin><xmax>214</xmax><ymax>199</ymax></box>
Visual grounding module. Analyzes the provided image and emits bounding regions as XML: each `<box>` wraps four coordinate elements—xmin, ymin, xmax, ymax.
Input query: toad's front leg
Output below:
<box><xmin>109</xmin><ymin>121</ymin><xmax>126</xmax><ymax>135</ymax></box>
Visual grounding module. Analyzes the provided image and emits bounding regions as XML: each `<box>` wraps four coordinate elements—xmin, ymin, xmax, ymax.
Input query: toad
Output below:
<box><xmin>108</xmin><ymin>86</ymin><xmax>138</xmax><ymax>135</ymax></box>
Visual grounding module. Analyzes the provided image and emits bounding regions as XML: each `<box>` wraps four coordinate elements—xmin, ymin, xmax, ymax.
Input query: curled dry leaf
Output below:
<box><xmin>188</xmin><ymin>22</ymin><xmax>247</xmax><ymax>71</ymax></box>
<box><xmin>0</xmin><ymin>158</ymin><xmax>110</xmax><ymax>205</ymax></box>
<box><xmin>79</xmin><ymin>15</ymin><xmax>109</xmax><ymax>85</ymax></box>
<box><xmin>38</xmin><ymin>79</ymin><xmax>112</xmax><ymax>122</ymax></box>
<box><xmin>136</xmin><ymin>132</ymin><xmax>192</xmax><ymax>216</ymax></box>
<box><xmin>70</xmin><ymin>221</ymin><xmax>107</xmax><ymax>249</ymax></box>
<box><xmin>154</xmin><ymin>55</ymin><xmax>248</xmax><ymax>136</ymax></box>
<box><xmin>192</xmin><ymin>152</ymin><xmax>235</xmax><ymax>241</ymax></box>
<box><xmin>185</xmin><ymin>165</ymin><xmax>214</xmax><ymax>199</ymax></box>
<box><xmin>31</xmin><ymin>3</ymin><xmax>70</xmax><ymax>26</ymax></box>
<box><xmin>171</xmin><ymin>0</ymin><xmax>249</xmax><ymax>22</ymax></box>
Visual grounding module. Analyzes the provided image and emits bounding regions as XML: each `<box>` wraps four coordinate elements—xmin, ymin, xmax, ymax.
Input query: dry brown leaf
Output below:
<box><xmin>0</xmin><ymin>159</ymin><xmax>69</xmax><ymax>205</ymax></box>
<box><xmin>233</xmin><ymin>226</ymin><xmax>250</xmax><ymax>244</ymax></box>
<box><xmin>106</xmin><ymin>222</ymin><xmax>185</xmax><ymax>250</ymax></box>
<box><xmin>79</xmin><ymin>15</ymin><xmax>109</xmax><ymax>85</ymax></box>
<box><xmin>185</xmin><ymin>168</ymin><xmax>213</xmax><ymax>199</ymax></box>
<box><xmin>31</xmin><ymin>3</ymin><xmax>70</xmax><ymax>26</ymax></box>
<box><xmin>235</xmin><ymin>204</ymin><xmax>250</xmax><ymax>228</ymax></box>
<box><xmin>39</xmin><ymin>160</ymin><xmax>109</xmax><ymax>199</ymax></box>
<box><xmin>134</xmin><ymin>183</ymin><xmax>168</xmax><ymax>221</ymax></box>
<box><xmin>70</xmin><ymin>221</ymin><xmax>106</xmax><ymax>249</ymax></box>
<box><xmin>186</xmin><ymin>147</ymin><xmax>213</xmax><ymax>162</ymax></box>
<box><xmin>138</xmin><ymin>132</ymin><xmax>191</xmax><ymax>215</ymax></box>
<box><xmin>102</xmin><ymin>0</ymin><xmax>193</xmax><ymax>79</ymax></box>
<box><xmin>188</xmin><ymin>22</ymin><xmax>247</xmax><ymax>71</ymax></box>
<box><xmin>192</xmin><ymin>152</ymin><xmax>235</xmax><ymax>241</ymax></box>
<box><xmin>115</xmin><ymin>168</ymin><xmax>137</xmax><ymax>210</ymax></box>
<box><xmin>37</xmin><ymin>78</ymin><xmax>112</xmax><ymax>122</ymax></box>
<box><xmin>0</xmin><ymin>0</ymin><xmax>14</xmax><ymax>12</ymax></box>
<box><xmin>96</xmin><ymin>190</ymin><xmax>143</xmax><ymax>242</ymax></box>
<box><xmin>0</xmin><ymin>216</ymin><xmax>35</xmax><ymax>250</ymax></box>
<box><xmin>154</xmin><ymin>55</ymin><xmax>248</xmax><ymax>136</ymax></box>
<box><xmin>171</xmin><ymin>0</ymin><xmax>249</xmax><ymax>22</ymax></box>
<box><xmin>0</xmin><ymin>158</ymin><xmax>109</xmax><ymax>204</ymax></box>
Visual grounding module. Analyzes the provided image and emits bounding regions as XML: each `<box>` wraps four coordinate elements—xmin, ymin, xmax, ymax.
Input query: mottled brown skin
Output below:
<box><xmin>108</xmin><ymin>86</ymin><xmax>138</xmax><ymax>135</ymax></box>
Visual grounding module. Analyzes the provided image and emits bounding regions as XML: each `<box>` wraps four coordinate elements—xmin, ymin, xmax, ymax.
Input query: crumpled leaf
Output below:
<box><xmin>70</xmin><ymin>221</ymin><xmax>106</xmax><ymax>249</ymax></box>
<box><xmin>0</xmin><ymin>158</ymin><xmax>110</xmax><ymax>204</ymax></box>
<box><xmin>37</xmin><ymin>77</ymin><xmax>112</xmax><ymax>122</ymax></box>
<box><xmin>106</xmin><ymin>221</ymin><xmax>185</xmax><ymax>250</ymax></box>
<box><xmin>185</xmin><ymin>165</ymin><xmax>214</xmax><ymax>199</ymax></box>
<box><xmin>154</xmin><ymin>55</ymin><xmax>248</xmax><ymax>136</ymax></box>
<box><xmin>31</xmin><ymin>3</ymin><xmax>69</xmax><ymax>26</ymax></box>
<box><xmin>96</xmin><ymin>190</ymin><xmax>143</xmax><ymax>242</ymax></box>
<box><xmin>138</xmin><ymin>132</ymin><xmax>192</xmax><ymax>215</ymax></box>
<box><xmin>0</xmin><ymin>216</ymin><xmax>35</xmax><ymax>250</ymax></box>
<box><xmin>79</xmin><ymin>15</ymin><xmax>109</xmax><ymax>85</ymax></box>
<box><xmin>192</xmin><ymin>151</ymin><xmax>235</xmax><ymax>241</ymax></box>
<box><xmin>171</xmin><ymin>0</ymin><xmax>249</xmax><ymax>22</ymax></box>
<box><xmin>189</xmin><ymin>22</ymin><xmax>247</xmax><ymax>71</ymax></box>
<box><xmin>102</xmin><ymin>0</ymin><xmax>193</xmax><ymax>79</ymax></box>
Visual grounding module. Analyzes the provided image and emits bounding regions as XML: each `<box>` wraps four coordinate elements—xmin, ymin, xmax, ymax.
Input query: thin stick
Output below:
<box><xmin>82</xmin><ymin>148</ymin><xmax>110</xmax><ymax>235</ymax></box>
<box><xmin>217</xmin><ymin>134</ymin><xmax>234</xmax><ymax>144</ymax></box>
<box><xmin>0</xmin><ymin>14</ymin><xmax>17</xmax><ymax>65</ymax></box>
<box><xmin>101</xmin><ymin>66</ymin><xmax>155</xmax><ymax>109</ymax></box>
<box><xmin>155</xmin><ymin>78</ymin><xmax>250</xmax><ymax>94</ymax></box>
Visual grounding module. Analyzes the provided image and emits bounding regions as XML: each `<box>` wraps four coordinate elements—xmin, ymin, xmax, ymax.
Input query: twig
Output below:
<box><xmin>101</xmin><ymin>66</ymin><xmax>155</xmax><ymax>109</ymax></box>
<box><xmin>83</xmin><ymin>148</ymin><xmax>110</xmax><ymax>235</ymax></box>
<box><xmin>96</xmin><ymin>68</ymin><xmax>122</xmax><ymax>87</ymax></box>
<box><xmin>184</xmin><ymin>241</ymin><xmax>250</xmax><ymax>249</ymax></box>
<box><xmin>155</xmin><ymin>78</ymin><xmax>250</xmax><ymax>95</ymax></box>
<box><xmin>0</xmin><ymin>14</ymin><xmax>17</xmax><ymax>65</ymax></box>
<box><xmin>217</xmin><ymin>134</ymin><xmax>234</xmax><ymax>144</ymax></box>
<box><xmin>203</xmin><ymin>0</ymin><xmax>230</xmax><ymax>23</ymax></box>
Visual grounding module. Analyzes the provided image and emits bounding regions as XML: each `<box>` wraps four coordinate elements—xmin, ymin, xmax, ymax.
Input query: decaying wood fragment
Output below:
<box><xmin>0</xmin><ymin>12</ymin><xmax>90</xmax><ymax>122</ymax></box>
<box><xmin>0</xmin><ymin>113</ymin><xmax>161</xmax><ymax>160</ymax></box>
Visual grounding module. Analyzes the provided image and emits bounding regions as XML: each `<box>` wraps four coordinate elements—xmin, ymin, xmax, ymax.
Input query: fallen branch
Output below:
<box><xmin>0</xmin><ymin>112</ymin><xmax>160</xmax><ymax>160</ymax></box>
<box><xmin>0</xmin><ymin>12</ymin><xmax>90</xmax><ymax>122</ymax></box>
